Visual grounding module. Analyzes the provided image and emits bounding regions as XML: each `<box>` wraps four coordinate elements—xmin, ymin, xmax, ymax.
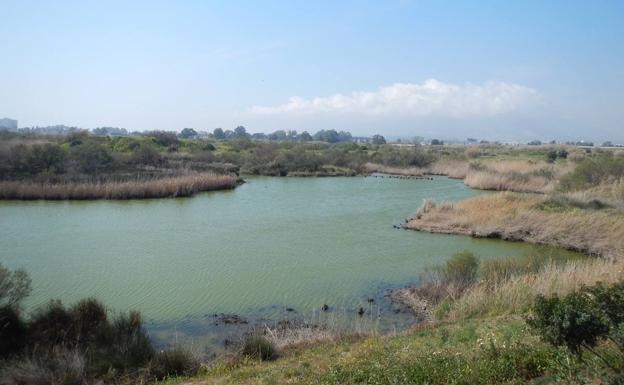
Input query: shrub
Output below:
<box><xmin>26</xmin><ymin>143</ymin><xmax>66</xmax><ymax>174</ymax></box>
<box><xmin>559</xmin><ymin>154</ymin><xmax>624</xmax><ymax>191</ymax></box>
<box><xmin>0</xmin><ymin>348</ymin><xmax>86</xmax><ymax>385</ymax></box>
<box><xmin>0</xmin><ymin>306</ymin><xmax>28</xmax><ymax>358</ymax></box>
<box><xmin>240</xmin><ymin>335</ymin><xmax>279</xmax><ymax>361</ymax></box>
<box><xmin>0</xmin><ymin>263</ymin><xmax>32</xmax><ymax>308</ymax></box>
<box><xmin>67</xmin><ymin>140</ymin><xmax>113</xmax><ymax>173</ymax></box>
<box><xmin>528</xmin><ymin>282</ymin><xmax>624</xmax><ymax>377</ymax></box>
<box><xmin>145</xmin><ymin>130</ymin><xmax>179</xmax><ymax>147</ymax></box>
<box><xmin>149</xmin><ymin>347</ymin><xmax>200</xmax><ymax>379</ymax></box>
<box><xmin>528</xmin><ymin>291</ymin><xmax>609</xmax><ymax>354</ymax></box>
<box><xmin>130</xmin><ymin>143</ymin><xmax>163</xmax><ymax>166</ymax></box>
<box><xmin>97</xmin><ymin>310</ymin><xmax>155</xmax><ymax>371</ymax></box>
<box><xmin>69</xmin><ymin>298</ymin><xmax>108</xmax><ymax>346</ymax></box>
<box><xmin>28</xmin><ymin>300</ymin><xmax>74</xmax><ymax>348</ymax></box>
<box><xmin>437</xmin><ymin>251</ymin><xmax>480</xmax><ymax>289</ymax></box>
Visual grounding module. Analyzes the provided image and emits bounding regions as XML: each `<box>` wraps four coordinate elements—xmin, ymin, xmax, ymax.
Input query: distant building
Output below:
<box><xmin>0</xmin><ymin>118</ymin><xmax>17</xmax><ymax>130</ymax></box>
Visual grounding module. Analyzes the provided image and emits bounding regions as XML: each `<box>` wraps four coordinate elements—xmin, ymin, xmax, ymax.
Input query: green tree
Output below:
<box><xmin>234</xmin><ymin>126</ymin><xmax>249</xmax><ymax>138</ymax></box>
<box><xmin>179</xmin><ymin>128</ymin><xmax>198</xmax><ymax>139</ymax></box>
<box><xmin>371</xmin><ymin>134</ymin><xmax>386</xmax><ymax>145</ymax></box>
<box><xmin>213</xmin><ymin>127</ymin><xmax>225</xmax><ymax>139</ymax></box>
<box><xmin>299</xmin><ymin>131</ymin><xmax>313</xmax><ymax>141</ymax></box>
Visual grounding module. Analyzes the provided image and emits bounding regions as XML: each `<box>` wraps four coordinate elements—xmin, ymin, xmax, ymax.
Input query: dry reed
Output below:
<box><xmin>364</xmin><ymin>162</ymin><xmax>425</xmax><ymax>176</ymax></box>
<box><xmin>0</xmin><ymin>173</ymin><xmax>237</xmax><ymax>200</ymax></box>
<box><xmin>427</xmin><ymin>160</ymin><xmax>470</xmax><ymax>179</ymax></box>
<box><xmin>463</xmin><ymin>170</ymin><xmax>552</xmax><ymax>193</ymax></box>
<box><xmin>407</xmin><ymin>192</ymin><xmax>624</xmax><ymax>259</ymax></box>
<box><xmin>444</xmin><ymin>258</ymin><xmax>624</xmax><ymax>320</ymax></box>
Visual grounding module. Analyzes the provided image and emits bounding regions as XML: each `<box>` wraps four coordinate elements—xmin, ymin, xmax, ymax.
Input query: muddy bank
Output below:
<box><xmin>387</xmin><ymin>287</ymin><xmax>432</xmax><ymax>323</ymax></box>
<box><xmin>146</xmin><ymin>290</ymin><xmax>419</xmax><ymax>355</ymax></box>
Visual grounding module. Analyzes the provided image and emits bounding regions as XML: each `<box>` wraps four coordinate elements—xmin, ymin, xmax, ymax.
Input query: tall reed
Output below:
<box><xmin>0</xmin><ymin>173</ymin><xmax>237</xmax><ymax>200</ymax></box>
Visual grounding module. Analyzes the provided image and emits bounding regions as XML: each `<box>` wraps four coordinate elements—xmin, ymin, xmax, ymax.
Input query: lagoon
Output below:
<box><xmin>0</xmin><ymin>176</ymin><xmax>580</xmax><ymax>346</ymax></box>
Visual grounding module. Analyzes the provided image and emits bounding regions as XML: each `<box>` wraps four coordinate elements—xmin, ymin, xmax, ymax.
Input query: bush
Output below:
<box><xmin>559</xmin><ymin>153</ymin><xmax>624</xmax><ymax>191</ymax></box>
<box><xmin>149</xmin><ymin>347</ymin><xmax>200</xmax><ymax>379</ymax></box>
<box><xmin>26</xmin><ymin>143</ymin><xmax>66</xmax><ymax>174</ymax></box>
<box><xmin>528</xmin><ymin>282</ymin><xmax>624</xmax><ymax>378</ymax></box>
<box><xmin>529</xmin><ymin>291</ymin><xmax>609</xmax><ymax>354</ymax></box>
<box><xmin>0</xmin><ymin>263</ymin><xmax>32</xmax><ymax>308</ymax></box>
<box><xmin>130</xmin><ymin>143</ymin><xmax>163</xmax><ymax>166</ymax></box>
<box><xmin>437</xmin><ymin>251</ymin><xmax>480</xmax><ymax>289</ymax></box>
<box><xmin>69</xmin><ymin>298</ymin><xmax>108</xmax><ymax>346</ymax></box>
<box><xmin>0</xmin><ymin>348</ymin><xmax>86</xmax><ymax>385</ymax></box>
<box><xmin>240</xmin><ymin>335</ymin><xmax>279</xmax><ymax>361</ymax></box>
<box><xmin>97</xmin><ymin>310</ymin><xmax>154</xmax><ymax>371</ymax></box>
<box><xmin>68</xmin><ymin>140</ymin><xmax>113</xmax><ymax>173</ymax></box>
<box><xmin>145</xmin><ymin>130</ymin><xmax>179</xmax><ymax>147</ymax></box>
<box><xmin>0</xmin><ymin>306</ymin><xmax>28</xmax><ymax>358</ymax></box>
<box><xmin>28</xmin><ymin>300</ymin><xmax>74</xmax><ymax>348</ymax></box>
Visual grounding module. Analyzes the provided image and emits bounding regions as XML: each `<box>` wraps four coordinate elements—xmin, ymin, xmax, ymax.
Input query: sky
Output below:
<box><xmin>1</xmin><ymin>0</ymin><xmax>623</xmax><ymax>142</ymax></box>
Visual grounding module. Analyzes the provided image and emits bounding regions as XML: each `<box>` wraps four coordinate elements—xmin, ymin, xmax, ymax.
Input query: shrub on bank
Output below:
<box><xmin>528</xmin><ymin>281</ymin><xmax>624</xmax><ymax>381</ymax></box>
<box><xmin>150</xmin><ymin>347</ymin><xmax>201</xmax><ymax>379</ymax></box>
<box><xmin>0</xmin><ymin>263</ymin><xmax>199</xmax><ymax>383</ymax></box>
<box><xmin>241</xmin><ymin>335</ymin><xmax>279</xmax><ymax>361</ymax></box>
<box><xmin>559</xmin><ymin>153</ymin><xmax>624</xmax><ymax>191</ymax></box>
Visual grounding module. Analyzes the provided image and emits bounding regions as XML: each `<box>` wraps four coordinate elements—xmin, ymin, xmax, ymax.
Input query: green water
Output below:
<box><xmin>0</xmin><ymin>176</ymin><xmax>578</xmax><ymax>327</ymax></box>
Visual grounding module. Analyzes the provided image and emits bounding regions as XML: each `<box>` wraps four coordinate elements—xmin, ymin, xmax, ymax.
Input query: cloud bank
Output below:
<box><xmin>250</xmin><ymin>79</ymin><xmax>539</xmax><ymax>118</ymax></box>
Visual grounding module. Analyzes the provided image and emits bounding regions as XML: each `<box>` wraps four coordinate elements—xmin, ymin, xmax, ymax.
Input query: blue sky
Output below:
<box><xmin>1</xmin><ymin>0</ymin><xmax>623</xmax><ymax>141</ymax></box>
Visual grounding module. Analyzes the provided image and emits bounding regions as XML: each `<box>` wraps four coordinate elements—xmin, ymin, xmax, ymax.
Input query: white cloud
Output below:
<box><xmin>250</xmin><ymin>79</ymin><xmax>539</xmax><ymax>118</ymax></box>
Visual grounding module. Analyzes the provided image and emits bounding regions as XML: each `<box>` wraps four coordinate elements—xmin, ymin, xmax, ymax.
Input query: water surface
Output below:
<box><xmin>0</xmin><ymin>176</ymin><xmax>579</xmax><ymax>347</ymax></box>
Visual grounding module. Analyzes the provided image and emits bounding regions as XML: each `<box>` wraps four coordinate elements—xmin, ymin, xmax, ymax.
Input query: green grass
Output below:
<box><xmin>160</xmin><ymin>317</ymin><xmax>612</xmax><ymax>385</ymax></box>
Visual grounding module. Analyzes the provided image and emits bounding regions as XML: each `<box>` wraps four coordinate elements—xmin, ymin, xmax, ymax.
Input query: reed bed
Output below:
<box><xmin>463</xmin><ymin>170</ymin><xmax>552</xmax><ymax>193</ymax></box>
<box><xmin>427</xmin><ymin>159</ymin><xmax>470</xmax><ymax>179</ymax></box>
<box><xmin>364</xmin><ymin>162</ymin><xmax>425</xmax><ymax>176</ymax></box>
<box><xmin>0</xmin><ymin>173</ymin><xmax>237</xmax><ymax>200</ymax></box>
<box><xmin>408</xmin><ymin>192</ymin><xmax>624</xmax><ymax>259</ymax></box>
<box><xmin>564</xmin><ymin>178</ymin><xmax>624</xmax><ymax>207</ymax></box>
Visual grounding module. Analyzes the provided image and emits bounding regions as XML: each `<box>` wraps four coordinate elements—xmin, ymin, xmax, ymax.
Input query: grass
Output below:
<box><xmin>0</xmin><ymin>172</ymin><xmax>237</xmax><ymax>200</ymax></box>
<box><xmin>165</xmin><ymin>316</ymin><xmax>614</xmax><ymax>385</ymax></box>
<box><xmin>441</xmin><ymin>257</ymin><xmax>624</xmax><ymax>321</ymax></box>
<box><xmin>462</xmin><ymin>160</ymin><xmax>572</xmax><ymax>193</ymax></box>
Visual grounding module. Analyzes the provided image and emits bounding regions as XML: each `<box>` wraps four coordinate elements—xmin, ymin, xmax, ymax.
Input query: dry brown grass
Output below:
<box><xmin>427</xmin><ymin>159</ymin><xmax>470</xmax><ymax>179</ymax></box>
<box><xmin>407</xmin><ymin>192</ymin><xmax>624</xmax><ymax>259</ymax></box>
<box><xmin>443</xmin><ymin>258</ymin><xmax>624</xmax><ymax>320</ymax></box>
<box><xmin>463</xmin><ymin>170</ymin><xmax>552</xmax><ymax>193</ymax></box>
<box><xmin>364</xmin><ymin>162</ymin><xmax>425</xmax><ymax>176</ymax></box>
<box><xmin>0</xmin><ymin>173</ymin><xmax>237</xmax><ymax>200</ymax></box>
<box><xmin>564</xmin><ymin>178</ymin><xmax>624</xmax><ymax>207</ymax></box>
<box><xmin>463</xmin><ymin>160</ymin><xmax>573</xmax><ymax>193</ymax></box>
